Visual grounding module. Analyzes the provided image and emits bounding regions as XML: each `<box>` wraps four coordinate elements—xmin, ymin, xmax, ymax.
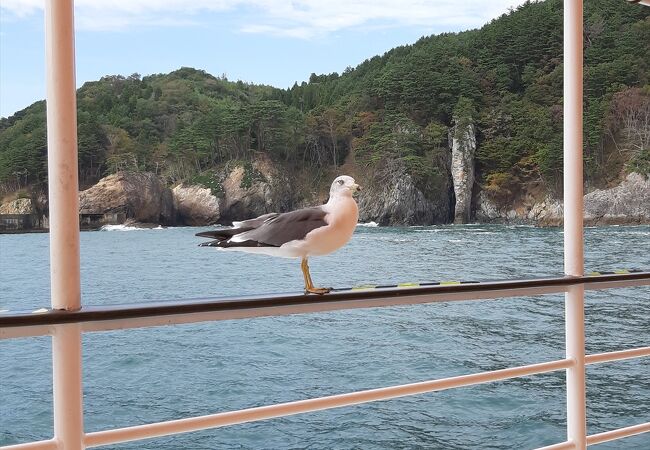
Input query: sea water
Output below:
<box><xmin>1</xmin><ymin>225</ymin><xmax>649</xmax><ymax>449</ymax></box>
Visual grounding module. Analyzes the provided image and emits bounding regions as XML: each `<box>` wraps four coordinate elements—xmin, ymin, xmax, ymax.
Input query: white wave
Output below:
<box><xmin>504</xmin><ymin>224</ymin><xmax>536</xmax><ymax>229</ymax></box>
<box><xmin>357</xmin><ymin>221</ymin><xmax>379</xmax><ymax>228</ymax></box>
<box><xmin>100</xmin><ymin>225</ymin><xmax>144</xmax><ymax>231</ymax></box>
<box><xmin>100</xmin><ymin>224</ymin><xmax>164</xmax><ymax>231</ymax></box>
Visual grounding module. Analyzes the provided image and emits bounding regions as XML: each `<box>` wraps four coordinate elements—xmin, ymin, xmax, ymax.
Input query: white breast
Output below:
<box><xmin>287</xmin><ymin>196</ymin><xmax>358</xmax><ymax>257</ymax></box>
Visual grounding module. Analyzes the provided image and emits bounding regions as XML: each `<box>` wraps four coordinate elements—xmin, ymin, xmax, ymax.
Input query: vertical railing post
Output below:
<box><xmin>52</xmin><ymin>324</ymin><xmax>84</xmax><ymax>450</ymax></box>
<box><xmin>46</xmin><ymin>0</ymin><xmax>80</xmax><ymax>314</ymax></box>
<box><xmin>45</xmin><ymin>0</ymin><xmax>84</xmax><ymax>449</ymax></box>
<box><xmin>563</xmin><ymin>0</ymin><xmax>586</xmax><ymax>448</ymax></box>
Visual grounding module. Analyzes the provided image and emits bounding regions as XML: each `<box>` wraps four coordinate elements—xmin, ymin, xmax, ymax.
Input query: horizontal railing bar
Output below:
<box><xmin>0</xmin><ymin>439</ymin><xmax>58</xmax><ymax>450</ymax></box>
<box><xmin>585</xmin><ymin>346</ymin><xmax>650</xmax><ymax>365</ymax></box>
<box><xmin>0</xmin><ymin>324</ymin><xmax>55</xmax><ymax>340</ymax></box>
<box><xmin>82</xmin><ymin>273</ymin><xmax>649</xmax><ymax>338</ymax></box>
<box><xmin>586</xmin><ymin>421</ymin><xmax>650</xmax><ymax>445</ymax></box>
<box><xmin>536</xmin><ymin>440</ymin><xmax>576</xmax><ymax>450</ymax></box>
<box><xmin>0</xmin><ymin>272</ymin><xmax>648</xmax><ymax>336</ymax></box>
<box><xmin>1</xmin><ymin>272</ymin><xmax>648</xmax><ymax>340</ymax></box>
<box><xmin>1</xmin><ymin>284</ymin><xmax>569</xmax><ymax>340</ymax></box>
<box><xmin>83</xmin><ymin>358</ymin><xmax>573</xmax><ymax>447</ymax></box>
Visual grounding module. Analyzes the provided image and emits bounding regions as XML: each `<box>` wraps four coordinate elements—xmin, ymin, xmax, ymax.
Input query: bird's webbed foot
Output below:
<box><xmin>304</xmin><ymin>286</ymin><xmax>332</xmax><ymax>295</ymax></box>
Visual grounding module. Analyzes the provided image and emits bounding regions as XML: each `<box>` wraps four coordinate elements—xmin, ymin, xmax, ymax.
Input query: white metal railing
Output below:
<box><xmin>2</xmin><ymin>278</ymin><xmax>649</xmax><ymax>450</ymax></box>
<box><xmin>2</xmin><ymin>0</ymin><xmax>649</xmax><ymax>449</ymax></box>
<box><xmin>1</xmin><ymin>272</ymin><xmax>649</xmax><ymax>340</ymax></box>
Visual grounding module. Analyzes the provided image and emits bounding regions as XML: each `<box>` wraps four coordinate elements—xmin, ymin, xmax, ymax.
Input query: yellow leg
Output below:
<box><xmin>301</xmin><ymin>257</ymin><xmax>331</xmax><ymax>295</ymax></box>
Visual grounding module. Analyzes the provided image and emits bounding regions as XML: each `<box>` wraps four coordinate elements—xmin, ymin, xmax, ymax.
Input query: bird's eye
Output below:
<box><xmin>338</xmin><ymin>180</ymin><xmax>344</xmax><ymax>185</ymax></box>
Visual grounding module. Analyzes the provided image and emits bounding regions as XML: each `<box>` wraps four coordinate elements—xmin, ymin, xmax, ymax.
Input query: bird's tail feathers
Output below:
<box><xmin>195</xmin><ymin>228</ymin><xmax>249</xmax><ymax>240</ymax></box>
<box><xmin>198</xmin><ymin>239</ymin><xmax>274</xmax><ymax>248</ymax></box>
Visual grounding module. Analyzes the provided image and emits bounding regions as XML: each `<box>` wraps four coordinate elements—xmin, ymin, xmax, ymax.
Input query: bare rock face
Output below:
<box><xmin>0</xmin><ymin>197</ymin><xmax>34</xmax><ymax>214</ymax></box>
<box><xmin>79</xmin><ymin>172</ymin><xmax>174</xmax><ymax>225</ymax></box>
<box><xmin>527</xmin><ymin>197</ymin><xmax>564</xmax><ymax>226</ymax></box>
<box><xmin>172</xmin><ymin>184</ymin><xmax>220</xmax><ymax>226</ymax></box>
<box><xmin>475</xmin><ymin>172</ymin><xmax>649</xmax><ymax>226</ymax></box>
<box><xmin>450</xmin><ymin>123</ymin><xmax>476</xmax><ymax>223</ymax></box>
<box><xmin>474</xmin><ymin>191</ymin><xmax>500</xmax><ymax>221</ymax></box>
<box><xmin>218</xmin><ymin>160</ymin><xmax>292</xmax><ymax>222</ymax></box>
<box><xmin>584</xmin><ymin>172</ymin><xmax>650</xmax><ymax>225</ymax></box>
<box><xmin>358</xmin><ymin>167</ymin><xmax>452</xmax><ymax>226</ymax></box>
<box><xmin>475</xmin><ymin>192</ymin><xmax>563</xmax><ymax>226</ymax></box>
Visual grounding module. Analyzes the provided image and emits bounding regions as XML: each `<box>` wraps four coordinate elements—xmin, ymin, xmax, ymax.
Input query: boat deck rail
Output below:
<box><xmin>2</xmin><ymin>271</ymin><xmax>650</xmax><ymax>449</ymax></box>
<box><xmin>1</xmin><ymin>271</ymin><xmax>649</xmax><ymax>335</ymax></box>
<box><xmin>2</xmin><ymin>0</ymin><xmax>649</xmax><ymax>448</ymax></box>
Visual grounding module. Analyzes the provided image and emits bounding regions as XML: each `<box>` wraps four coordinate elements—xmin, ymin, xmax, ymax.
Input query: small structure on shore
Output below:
<box><xmin>0</xmin><ymin>214</ymin><xmax>44</xmax><ymax>233</ymax></box>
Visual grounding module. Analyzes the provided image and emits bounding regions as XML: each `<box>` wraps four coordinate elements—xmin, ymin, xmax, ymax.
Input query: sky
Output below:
<box><xmin>0</xmin><ymin>0</ymin><xmax>526</xmax><ymax>118</ymax></box>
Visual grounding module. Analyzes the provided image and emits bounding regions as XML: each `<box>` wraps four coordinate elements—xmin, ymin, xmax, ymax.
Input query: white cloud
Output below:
<box><xmin>0</xmin><ymin>0</ymin><xmax>526</xmax><ymax>36</ymax></box>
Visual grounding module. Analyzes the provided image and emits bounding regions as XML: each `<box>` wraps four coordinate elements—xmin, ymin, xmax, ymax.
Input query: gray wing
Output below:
<box><xmin>195</xmin><ymin>213</ymin><xmax>279</xmax><ymax>241</ymax></box>
<box><xmin>232</xmin><ymin>213</ymin><xmax>280</xmax><ymax>228</ymax></box>
<box><xmin>235</xmin><ymin>207</ymin><xmax>328</xmax><ymax>246</ymax></box>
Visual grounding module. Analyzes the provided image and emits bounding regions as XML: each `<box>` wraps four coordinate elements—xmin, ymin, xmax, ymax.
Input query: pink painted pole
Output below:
<box><xmin>563</xmin><ymin>0</ymin><xmax>586</xmax><ymax>448</ymax></box>
<box><xmin>46</xmin><ymin>0</ymin><xmax>80</xmax><ymax>310</ymax></box>
<box><xmin>51</xmin><ymin>324</ymin><xmax>84</xmax><ymax>450</ymax></box>
<box><xmin>45</xmin><ymin>0</ymin><xmax>84</xmax><ymax>449</ymax></box>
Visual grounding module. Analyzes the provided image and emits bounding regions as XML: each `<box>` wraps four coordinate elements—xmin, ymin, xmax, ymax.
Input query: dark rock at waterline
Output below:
<box><xmin>358</xmin><ymin>167</ymin><xmax>452</xmax><ymax>226</ymax></box>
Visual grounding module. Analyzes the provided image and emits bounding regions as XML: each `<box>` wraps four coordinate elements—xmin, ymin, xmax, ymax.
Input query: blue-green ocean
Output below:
<box><xmin>1</xmin><ymin>224</ymin><xmax>649</xmax><ymax>449</ymax></box>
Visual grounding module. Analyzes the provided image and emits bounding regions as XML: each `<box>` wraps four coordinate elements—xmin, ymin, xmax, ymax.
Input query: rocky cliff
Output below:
<box><xmin>358</xmin><ymin>165</ymin><xmax>452</xmax><ymax>226</ymax></box>
<box><xmin>79</xmin><ymin>172</ymin><xmax>175</xmax><ymax>225</ymax></box>
<box><xmin>475</xmin><ymin>172</ymin><xmax>650</xmax><ymax>226</ymax></box>
<box><xmin>217</xmin><ymin>160</ymin><xmax>294</xmax><ymax>222</ymax></box>
<box><xmin>0</xmin><ymin>197</ymin><xmax>34</xmax><ymax>215</ymax></box>
<box><xmin>5</xmin><ymin>164</ymin><xmax>646</xmax><ymax>229</ymax></box>
<box><xmin>450</xmin><ymin>122</ymin><xmax>476</xmax><ymax>224</ymax></box>
<box><xmin>583</xmin><ymin>173</ymin><xmax>650</xmax><ymax>225</ymax></box>
<box><xmin>172</xmin><ymin>184</ymin><xmax>220</xmax><ymax>226</ymax></box>
<box><xmin>171</xmin><ymin>159</ymin><xmax>294</xmax><ymax>225</ymax></box>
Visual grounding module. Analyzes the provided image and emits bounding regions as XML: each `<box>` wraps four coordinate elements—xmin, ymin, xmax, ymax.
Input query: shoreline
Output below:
<box><xmin>2</xmin><ymin>221</ymin><xmax>650</xmax><ymax>235</ymax></box>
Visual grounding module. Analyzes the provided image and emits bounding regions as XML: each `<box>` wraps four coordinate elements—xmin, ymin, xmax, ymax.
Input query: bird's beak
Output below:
<box><xmin>351</xmin><ymin>183</ymin><xmax>361</xmax><ymax>194</ymax></box>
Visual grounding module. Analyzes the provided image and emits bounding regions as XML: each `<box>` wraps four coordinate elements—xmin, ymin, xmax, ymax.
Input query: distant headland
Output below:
<box><xmin>1</xmin><ymin>0</ymin><xmax>648</xmax><ymax>232</ymax></box>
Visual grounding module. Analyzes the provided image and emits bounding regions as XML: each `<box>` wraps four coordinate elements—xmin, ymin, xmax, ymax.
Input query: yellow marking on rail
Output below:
<box><xmin>398</xmin><ymin>282</ymin><xmax>420</xmax><ymax>288</ymax></box>
<box><xmin>351</xmin><ymin>285</ymin><xmax>377</xmax><ymax>291</ymax></box>
<box><xmin>440</xmin><ymin>281</ymin><xmax>461</xmax><ymax>285</ymax></box>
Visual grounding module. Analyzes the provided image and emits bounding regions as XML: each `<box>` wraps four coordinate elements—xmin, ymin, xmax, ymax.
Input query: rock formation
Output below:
<box><xmin>0</xmin><ymin>197</ymin><xmax>34</xmax><ymax>215</ymax></box>
<box><xmin>475</xmin><ymin>191</ymin><xmax>563</xmax><ymax>226</ymax></box>
<box><xmin>79</xmin><ymin>172</ymin><xmax>175</xmax><ymax>225</ymax></box>
<box><xmin>172</xmin><ymin>184</ymin><xmax>220</xmax><ymax>226</ymax></box>
<box><xmin>450</xmin><ymin>123</ymin><xmax>476</xmax><ymax>224</ymax></box>
<box><xmin>218</xmin><ymin>160</ymin><xmax>293</xmax><ymax>222</ymax></box>
<box><xmin>219</xmin><ymin>165</ymin><xmax>273</xmax><ymax>221</ymax></box>
<box><xmin>475</xmin><ymin>172</ymin><xmax>649</xmax><ymax>226</ymax></box>
<box><xmin>584</xmin><ymin>172</ymin><xmax>650</xmax><ymax>225</ymax></box>
<box><xmin>8</xmin><ymin>162</ymin><xmax>644</xmax><ymax>229</ymax></box>
<box><xmin>450</xmin><ymin>108</ymin><xmax>476</xmax><ymax>224</ymax></box>
<box><xmin>358</xmin><ymin>166</ymin><xmax>452</xmax><ymax>226</ymax></box>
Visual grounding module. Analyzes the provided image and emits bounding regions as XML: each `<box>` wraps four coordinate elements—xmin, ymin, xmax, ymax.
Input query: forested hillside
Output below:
<box><xmin>1</xmin><ymin>0</ymin><xmax>648</xmax><ymax>203</ymax></box>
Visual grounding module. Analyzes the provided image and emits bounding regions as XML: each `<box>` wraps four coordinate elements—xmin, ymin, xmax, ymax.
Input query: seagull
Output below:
<box><xmin>196</xmin><ymin>175</ymin><xmax>361</xmax><ymax>295</ymax></box>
